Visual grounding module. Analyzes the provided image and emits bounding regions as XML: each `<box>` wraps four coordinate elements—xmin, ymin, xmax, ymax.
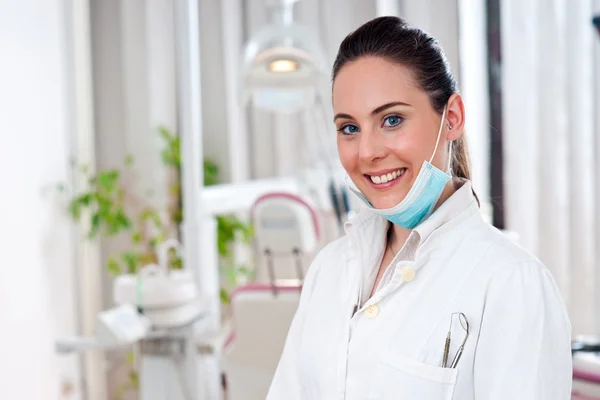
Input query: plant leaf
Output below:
<box><xmin>203</xmin><ymin>158</ymin><xmax>219</xmax><ymax>186</ymax></box>
<box><xmin>220</xmin><ymin>265</ymin><xmax>238</xmax><ymax>285</ymax></box>
<box><xmin>121</xmin><ymin>251</ymin><xmax>139</xmax><ymax>274</ymax></box>
<box><xmin>131</xmin><ymin>231</ymin><xmax>142</xmax><ymax>244</ymax></box>
<box><xmin>170</xmin><ymin>255</ymin><xmax>183</xmax><ymax>270</ymax></box>
<box><xmin>69</xmin><ymin>200</ymin><xmax>82</xmax><ymax>220</ymax></box>
<box><xmin>129</xmin><ymin>370</ymin><xmax>139</xmax><ymax>389</ymax></box>
<box><xmin>139</xmin><ymin>251</ymin><xmax>157</xmax><ymax>265</ymax></box>
<box><xmin>77</xmin><ymin>192</ymin><xmax>93</xmax><ymax>207</ymax></box>
<box><xmin>141</xmin><ymin>208</ymin><xmax>162</xmax><ymax>228</ymax></box>
<box><xmin>88</xmin><ymin>212</ymin><xmax>100</xmax><ymax>239</ymax></box>
<box><xmin>107</xmin><ymin>257</ymin><xmax>121</xmax><ymax>276</ymax></box>
<box><xmin>126</xmin><ymin>351</ymin><xmax>135</xmax><ymax>366</ymax></box>
<box><xmin>173</xmin><ymin>208</ymin><xmax>183</xmax><ymax>224</ymax></box>
<box><xmin>220</xmin><ymin>288</ymin><xmax>230</xmax><ymax>305</ymax></box>
<box><xmin>115</xmin><ymin>208</ymin><xmax>132</xmax><ymax>230</ymax></box>
<box><xmin>158</xmin><ymin>125</ymin><xmax>173</xmax><ymax>141</ymax></box>
<box><xmin>97</xmin><ymin>170</ymin><xmax>119</xmax><ymax>192</ymax></box>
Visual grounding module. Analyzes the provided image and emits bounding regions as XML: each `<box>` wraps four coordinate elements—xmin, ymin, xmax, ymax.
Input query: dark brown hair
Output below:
<box><xmin>332</xmin><ymin>16</ymin><xmax>477</xmax><ymax>199</ymax></box>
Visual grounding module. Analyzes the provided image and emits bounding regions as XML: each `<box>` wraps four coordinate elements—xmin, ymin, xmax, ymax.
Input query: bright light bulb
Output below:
<box><xmin>268</xmin><ymin>59</ymin><xmax>297</xmax><ymax>72</ymax></box>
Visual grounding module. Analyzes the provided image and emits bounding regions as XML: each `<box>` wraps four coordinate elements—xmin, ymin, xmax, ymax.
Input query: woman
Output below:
<box><xmin>267</xmin><ymin>16</ymin><xmax>572</xmax><ymax>399</ymax></box>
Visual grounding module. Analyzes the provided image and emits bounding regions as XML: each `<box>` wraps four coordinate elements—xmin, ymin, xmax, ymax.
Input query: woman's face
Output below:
<box><xmin>332</xmin><ymin>56</ymin><xmax>462</xmax><ymax>210</ymax></box>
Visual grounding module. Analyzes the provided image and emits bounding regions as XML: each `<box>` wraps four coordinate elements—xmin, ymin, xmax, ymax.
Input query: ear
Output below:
<box><xmin>445</xmin><ymin>93</ymin><xmax>465</xmax><ymax>141</ymax></box>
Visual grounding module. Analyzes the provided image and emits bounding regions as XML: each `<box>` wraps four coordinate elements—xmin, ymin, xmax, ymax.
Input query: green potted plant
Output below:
<box><xmin>62</xmin><ymin>126</ymin><xmax>253</xmax><ymax>284</ymax></box>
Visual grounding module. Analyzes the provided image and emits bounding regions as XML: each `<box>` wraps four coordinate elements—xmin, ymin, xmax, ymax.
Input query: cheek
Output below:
<box><xmin>387</xmin><ymin>135</ymin><xmax>419</xmax><ymax>164</ymax></box>
<box><xmin>387</xmin><ymin>128</ymin><xmax>432</xmax><ymax>166</ymax></box>
<box><xmin>337</xmin><ymin>138</ymin><xmax>359</xmax><ymax>172</ymax></box>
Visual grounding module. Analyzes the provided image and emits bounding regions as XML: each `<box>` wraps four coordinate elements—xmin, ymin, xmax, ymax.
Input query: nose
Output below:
<box><xmin>358</xmin><ymin>128</ymin><xmax>387</xmax><ymax>164</ymax></box>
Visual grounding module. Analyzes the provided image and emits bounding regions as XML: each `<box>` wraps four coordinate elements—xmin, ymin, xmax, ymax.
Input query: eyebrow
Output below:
<box><xmin>333</xmin><ymin>101</ymin><xmax>412</xmax><ymax>122</ymax></box>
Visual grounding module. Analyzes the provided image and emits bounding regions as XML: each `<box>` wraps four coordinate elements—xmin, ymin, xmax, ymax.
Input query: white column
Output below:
<box><xmin>220</xmin><ymin>0</ymin><xmax>250</xmax><ymax>183</ymax></box>
<box><xmin>402</xmin><ymin>0</ymin><xmax>461</xmax><ymax>79</ymax></box>
<box><xmin>376</xmin><ymin>0</ymin><xmax>402</xmax><ymax>16</ymax></box>
<box><xmin>535</xmin><ymin>0</ymin><xmax>571</xmax><ymax>303</ymax></box>
<box><xmin>457</xmin><ymin>0</ymin><xmax>491</xmax><ymax>217</ymax></box>
<box><xmin>175</xmin><ymin>0</ymin><xmax>222</xmax><ymax>398</ymax></box>
<box><xmin>245</xmin><ymin>0</ymin><xmax>276</xmax><ymax>179</ymax></box>
<box><xmin>146</xmin><ymin>0</ymin><xmax>178</xmax><ymax>138</ymax></box>
<box><xmin>567</xmin><ymin>0</ymin><xmax>595</xmax><ymax>334</ymax></box>
<box><xmin>69</xmin><ymin>0</ymin><xmax>106</xmax><ymax>398</ymax></box>
<box><xmin>501</xmin><ymin>0</ymin><xmax>540</xmax><ymax>254</ymax></box>
<box><xmin>199</xmin><ymin>0</ymin><xmax>232</xmax><ymax>182</ymax></box>
<box><xmin>594</xmin><ymin>0</ymin><xmax>600</xmax><ymax>333</ymax></box>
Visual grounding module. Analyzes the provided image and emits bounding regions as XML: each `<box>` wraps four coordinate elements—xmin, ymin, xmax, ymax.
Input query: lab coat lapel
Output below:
<box><xmin>343</xmin><ymin>211</ymin><xmax>388</xmax><ymax>307</ymax></box>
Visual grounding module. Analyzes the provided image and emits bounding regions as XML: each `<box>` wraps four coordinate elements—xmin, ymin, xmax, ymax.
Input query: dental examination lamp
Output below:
<box><xmin>240</xmin><ymin>0</ymin><xmax>329</xmax><ymax>114</ymax></box>
<box><xmin>240</xmin><ymin>0</ymin><xmax>352</xmax><ymax>229</ymax></box>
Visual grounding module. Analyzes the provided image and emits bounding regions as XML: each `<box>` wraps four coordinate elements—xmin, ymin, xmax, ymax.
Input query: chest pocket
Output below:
<box><xmin>369</xmin><ymin>352</ymin><xmax>458</xmax><ymax>400</ymax></box>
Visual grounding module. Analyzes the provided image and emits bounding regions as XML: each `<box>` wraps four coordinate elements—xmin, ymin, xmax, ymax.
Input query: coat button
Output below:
<box><xmin>401</xmin><ymin>266</ymin><xmax>416</xmax><ymax>282</ymax></box>
<box><xmin>365</xmin><ymin>304</ymin><xmax>379</xmax><ymax>319</ymax></box>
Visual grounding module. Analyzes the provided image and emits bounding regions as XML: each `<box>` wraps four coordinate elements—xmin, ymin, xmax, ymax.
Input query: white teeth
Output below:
<box><xmin>369</xmin><ymin>169</ymin><xmax>405</xmax><ymax>185</ymax></box>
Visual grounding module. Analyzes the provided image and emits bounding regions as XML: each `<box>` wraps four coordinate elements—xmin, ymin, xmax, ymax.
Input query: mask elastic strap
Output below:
<box><xmin>447</xmin><ymin>141</ymin><xmax>453</xmax><ymax>174</ymax></box>
<box><xmin>429</xmin><ymin>106</ymin><xmax>447</xmax><ymax>164</ymax></box>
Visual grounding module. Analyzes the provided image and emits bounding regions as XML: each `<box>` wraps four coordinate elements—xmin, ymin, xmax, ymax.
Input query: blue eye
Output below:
<box><xmin>383</xmin><ymin>115</ymin><xmax>403</xmax><ymax>127</ymax></box>
<box><xmin>339</xmin><ymin>124</ymin><xmax>360</xmax><ymax>135</ymax></box>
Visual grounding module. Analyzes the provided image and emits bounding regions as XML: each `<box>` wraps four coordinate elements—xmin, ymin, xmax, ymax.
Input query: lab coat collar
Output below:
<box><xmin>412</xmin><ymin>180</ymin><xmax>477</xmax><ymax>245</ymax></box>
<box><xmin>344</xmin><ymin>180</ymin><xmax>479</xmax><ymax>269</ymax></box>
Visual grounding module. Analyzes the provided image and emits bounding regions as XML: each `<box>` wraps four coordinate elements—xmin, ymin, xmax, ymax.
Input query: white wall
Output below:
<box><xmin>0</xmin><ymin>0</ymin><xmax>82</xmax><ymax>399</ymax></box>
<box><xmin>501</xmin><ymin>0</ymin><xmax>600</xmax><ymax>334</ymax></box>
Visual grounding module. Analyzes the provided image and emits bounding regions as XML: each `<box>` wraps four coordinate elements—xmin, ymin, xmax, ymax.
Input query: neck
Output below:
<box><xmin>435</xmin><ymin>177</ymin><xmax>459</xmax><ymax>212</ymax></box>
<box><xmin>388</xmin><ymin>179</ymin><xmax>458</xmax><ymax>251</ymax></box>
<box><xmin>389</xmin><ymin>223</ymin><xmax>411</xmax><ymax>254</ymax></box>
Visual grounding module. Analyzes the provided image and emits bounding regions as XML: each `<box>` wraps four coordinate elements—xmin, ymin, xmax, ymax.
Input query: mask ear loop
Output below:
<box><xmin>447</xmin><ymin>139</ymin><xmax>453</xmax><ymax>175</ymax></box>
<box><xmin>429</xmin><ymin>106</ymin><xmax>448</xmax><ymax>164</ymax></box>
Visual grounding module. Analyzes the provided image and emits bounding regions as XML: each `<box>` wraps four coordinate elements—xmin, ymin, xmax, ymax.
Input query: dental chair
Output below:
<box><xmin>221</xmin><ymin>192</ymin><xmax>320</xmax><ymax>400</ymax></box>
<box><xmin>251</xmin><ymin>192</ymin><xmax>321</xmax><ymax>283</ymax></box>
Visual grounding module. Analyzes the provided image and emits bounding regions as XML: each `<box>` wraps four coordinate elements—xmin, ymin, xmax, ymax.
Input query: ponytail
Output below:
<box><xmin>451</xmin><ymin>135</ymin><xmax>480</xmax><ymax>206</ymax></box>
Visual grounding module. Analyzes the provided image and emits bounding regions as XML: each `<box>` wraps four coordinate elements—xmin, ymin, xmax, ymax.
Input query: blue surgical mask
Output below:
<box><xmin>347</xmin><ymin>106</ymin><xmax>451</xmax><ymax>229</ymax></box>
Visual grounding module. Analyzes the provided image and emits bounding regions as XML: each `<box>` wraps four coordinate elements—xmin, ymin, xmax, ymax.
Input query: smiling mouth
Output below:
<box><xmin>366</xmin><ymin>168</ymin><xmax>407</xmax><ymax>185</ymax></box>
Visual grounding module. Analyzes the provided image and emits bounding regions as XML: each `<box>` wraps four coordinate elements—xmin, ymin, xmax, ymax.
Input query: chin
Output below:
<box><xmin>368</xmin><ymin>192</ymin><xmax>407</xmax><ymax>210</ymax></box>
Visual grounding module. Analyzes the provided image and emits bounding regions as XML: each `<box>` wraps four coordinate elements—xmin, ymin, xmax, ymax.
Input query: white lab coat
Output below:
<box><xmin>267</xmin><ymin>181</ymin><xmax>572</xmax><ymax>400</ymax></box>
